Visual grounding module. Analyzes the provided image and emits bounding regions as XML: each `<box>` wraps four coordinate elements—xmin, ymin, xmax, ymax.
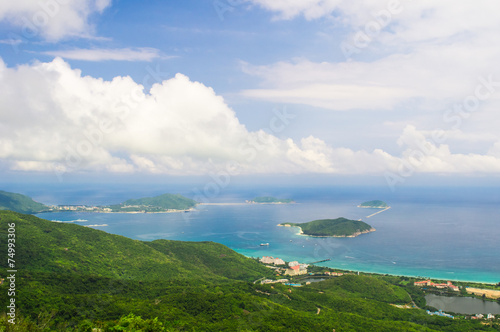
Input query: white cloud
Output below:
<box><xmin>0</xmin><ymin>39</ymin><xmax>23</xmax><ymax>45</ymax></box>
<box><xmin>247</xmin><ymin>0</ymin><xmax>341</xmax><ymax>20</ymax></box>
<box><xmin>242</xmin><ymin>1</ymin><xmax>500</xmax><ymax>113</ymax></box>
<box><xmin>2</xmin><ymin>58</ymin><xmax>500</xmax><ymax>177</ymax></box>
<box><xmin>42</xmin><ymin>47</ymin><xmax>166</xmax><ymax>62</ymax></box>
<box><xmin>0</xmin><ymin>57</ymin><xmax>381</xmax><ymax>175</ymax></box>
<box><xmin>0</xmin><ymin>0</ymin><xmax>112</xmax><ymax>41</ymax></box>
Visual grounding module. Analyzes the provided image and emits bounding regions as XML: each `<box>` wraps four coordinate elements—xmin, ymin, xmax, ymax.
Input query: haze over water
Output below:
<box><xmin>32</xmin><ymin>184</ymin><xmax>500</xmax><ymax>284</ymax></box>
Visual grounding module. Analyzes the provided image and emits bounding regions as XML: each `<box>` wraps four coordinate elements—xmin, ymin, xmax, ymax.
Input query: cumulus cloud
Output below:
<box><xmin>2</xmin><ymin>58</ymin><xmax>500</xmax><ymax>177</ymax></box>
<box><xmin>0</xmin><ymin>57</ymin><xmax>391</xmax><ymax>176</ymax></box>
<box><xmin>0</xmin><ymin>0</ymin><xmax>112</xmax><ymax>41</ymax></box>
<box><xmin>42</xmin><ymin>47</ymin><xmax>167</xmax><ymax>62</ymax></box>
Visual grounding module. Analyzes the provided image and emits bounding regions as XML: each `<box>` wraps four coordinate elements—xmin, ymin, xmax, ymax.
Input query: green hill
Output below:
<box><xmin>249</xmin><ymin>196</ymin><xmax>294</xmax><ymax>204</ymax></box>
<box><xmin>0</xmin><ymin>190</ymin><xmax>49</xmax><ymax>214</ymax></box>
<box><xmin>0</xmin><ymin>211</ymin><xmax>493</xmax><ymax>331</ymax></box>
<box><xmin>359</xmin><ymin>200</ymin><xmax>388</xmax><ymax>208</ymax></box>
<box><xmin>280</xmin><ymin>217</ymin><xmax>375</xmax><ymax>237</ymax></box>
<box><xmin>107</xmin><ymin>193</ymin><xmax>197</xmax><ymax>212</ymax></box>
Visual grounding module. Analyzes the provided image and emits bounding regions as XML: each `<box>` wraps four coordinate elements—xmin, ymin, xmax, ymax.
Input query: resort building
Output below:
<box><xmin>427</xmin><ymin>310</ymin><xmax>454</xmax><ymax>319</ymax></box>
<box><xmin>261</xmin><ymin>279</ymin><xmax>289</xmax><ymax>284</ymax></box>
<box><xmin>260</xmin><ymin>256</ymin><xmax>285</xmax><ymax>265</ymax></box>
<box><xmin>284</xmin><ymin>264</ymin><xmax>308</xmax><ymax>276</ymax></box>
<box><xmin>325</xmin><ymin>272</ymin><xmax>344</xmax><ymax>277</ymax></box>
<box><xmin>414</xmin><ymin>280</ymin><xmax>459</xmax><ymax>291</ymax></box>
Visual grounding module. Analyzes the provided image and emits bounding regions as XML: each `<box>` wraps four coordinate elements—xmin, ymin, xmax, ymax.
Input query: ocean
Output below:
<box><xmin>25</xmin><ymin>183</ymin><xmax>500</xmax><ymax>284</ymax></box>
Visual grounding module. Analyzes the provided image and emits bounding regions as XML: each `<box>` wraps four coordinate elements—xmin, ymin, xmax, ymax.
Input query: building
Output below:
<box><xmin>284</xmin><ymin>264</ymin><xmax>308</xmax><ymax>276</ymax></box>
<box><xmin>414</xmin><ymin>280</ymin><xmax>459</xmax><ymax>291</ymax></box>
<box><xmin>427</xmin><ymin>310</ymin><xmax>454</xmax><ymax>319</ymax></box>
<box><xmin>260</xmin><ymin>256</ymin><xmax>286</xmax><ymax>265</ymax></box>
<box><xmin>261</xmin><ymin>279</ymin><xmax>289</xmax><ymax>284</ymax></box>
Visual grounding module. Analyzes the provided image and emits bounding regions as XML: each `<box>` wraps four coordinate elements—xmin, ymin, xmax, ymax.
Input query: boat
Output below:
<box><xmin>260</xmin><ymin>243</ymin><xmax>269</xmax><ymax>246</ymax></box>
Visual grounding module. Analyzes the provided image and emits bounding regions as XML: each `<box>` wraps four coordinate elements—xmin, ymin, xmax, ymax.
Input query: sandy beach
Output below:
<box><xmin>466</xmin><ymin>287</ymin><xmax>500</xmax><ymax>299</ymax></box>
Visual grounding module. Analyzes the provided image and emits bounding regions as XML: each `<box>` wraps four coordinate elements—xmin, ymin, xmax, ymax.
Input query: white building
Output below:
<box><xmin>260</xmin><ymin>256</ymin><xmax>286</xmax><ymax>265</ymax></box>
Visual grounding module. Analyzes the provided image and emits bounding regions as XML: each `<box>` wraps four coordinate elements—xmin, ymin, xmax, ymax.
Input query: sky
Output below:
<box><xmin>1</xmin><ymin>0</ymin><xmax>500</xmax><ymax>188</ymax></box>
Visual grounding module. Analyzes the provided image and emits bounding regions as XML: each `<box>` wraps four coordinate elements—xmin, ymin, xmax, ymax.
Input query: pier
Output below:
<box><xmin>366</xmin><ymin>206</ymin><xmax>391</xmax><ymax>218</ymax></box>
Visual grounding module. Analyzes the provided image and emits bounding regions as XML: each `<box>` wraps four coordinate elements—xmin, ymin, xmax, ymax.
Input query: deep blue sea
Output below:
<box><xmin>16</xmin><ymin>182</ymin><xmax>498</xmax><ymax>284</ymax></box>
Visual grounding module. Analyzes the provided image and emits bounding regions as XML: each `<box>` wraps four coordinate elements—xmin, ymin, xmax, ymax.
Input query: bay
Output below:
<box><xmin>35</xmin><ymin>184</ymin><xmax>500</xmax><ymax>284</ymax></box>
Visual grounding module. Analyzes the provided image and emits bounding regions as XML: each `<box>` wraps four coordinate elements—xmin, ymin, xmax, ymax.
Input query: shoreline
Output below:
<box><xmin>243</xmin><ymin>251</ymin><xmax>497</xmax><ymax>285</ymax></box>
<box><xmin>277</xmin><ymin>223</ymin><xmax>376</xmax><ymax>238</ymax></box>
<box><xmin>44</xmin><ymin>208</ymin><xmax>196</xmax><ymax>214</ymax></box>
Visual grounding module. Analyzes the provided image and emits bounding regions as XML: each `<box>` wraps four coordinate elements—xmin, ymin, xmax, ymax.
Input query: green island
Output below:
<box><xmin>247</xmin><ymin>196</ymin><xmax>295</xmax><ymax>204</ymax></box>
<box><xmin>1</xmin><ymin>210</ymin><xmax>499</xmax><ymax>331</ymax></box>
<box><xmin>359</xmin><ymin>200</ymin><xmax>389</xmax><ymax>208</ymax></box>
<box><xmin>104</xmin><ymin>193</ymin><xmax>197</xmax><ymax>213</ymax></box>
<box><xmin>0</xmin><ymin>190</ymin><xmax>50</xmax><ymax>214</ymax></box>
<box><xmin>279</xmin><ymin>217</ymin><xmax>375</xmax><ymax>237</ymax></box>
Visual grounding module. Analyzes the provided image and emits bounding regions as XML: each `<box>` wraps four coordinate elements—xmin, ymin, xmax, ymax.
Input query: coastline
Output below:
<box><xmin>48</xmin><ymin>207</ymin><xmax>196</xmax><ymax>214</ymax></box>
<box><xmin>357</xmin><ymin>205</ymin><xmax>388</xmax><ymax>208</ymax></box>
<box><xmin>277</xmin><ymin>223</ymin><xmax>376</xmax><ymax>238</ymax></box>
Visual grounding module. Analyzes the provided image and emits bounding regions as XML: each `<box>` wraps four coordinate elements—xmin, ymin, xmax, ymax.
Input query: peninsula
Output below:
<box><xmin>0</xmin><ymin>190</ymin><xmax>198</xmax><ymax>214</ymax></box>
<box><xmin>247</xmin><ymin>196</ymin><xmax>295</xmax><ymax>204</ymax></box>
<box><xmin>279</xmin><ymin>217</ymin><xmax>375</xmax><ymax>237</ymax></box>
<box><xmin>358</xmin><ymin>200</ymin><xmax>389</xmax><ymax>208</ymax></box>
<box><xmin>0</xmin><ymin>190</ymin><xmax>50</xmax><ymax>214</ymax></box>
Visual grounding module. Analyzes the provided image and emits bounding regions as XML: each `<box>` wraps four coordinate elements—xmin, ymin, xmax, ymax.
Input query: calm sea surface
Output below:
<box><xmin>29</xmin><ymin>184</ymin><xmax>500</xmax><ymax>284</ymax></box>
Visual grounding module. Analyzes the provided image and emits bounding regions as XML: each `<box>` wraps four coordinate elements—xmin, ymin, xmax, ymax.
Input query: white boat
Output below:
<box><xmin>260</xmin><ymin>243</ymin><xmax>269</xmax><ymax>246</ymax></box>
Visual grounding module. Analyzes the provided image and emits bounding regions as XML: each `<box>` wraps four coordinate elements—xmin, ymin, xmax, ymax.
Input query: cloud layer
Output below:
<box><xmin>1</xmin><ymin>58</ymin><xmax>500</xmax><ymax>177</ymax></box>
<box><xmin>42</xmin><ymin>47</ymin><xmax>165</xmax><ymax>62</ymax></box>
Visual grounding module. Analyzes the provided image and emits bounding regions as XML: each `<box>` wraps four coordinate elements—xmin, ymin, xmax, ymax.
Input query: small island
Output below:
<box><xmin>278</xmin><ymin>217</ymin><xmax>375</xmax><ymax>237</ymax></box>
<box><xmin>247</xmin><ymin>196</ymin><xmax>295</xmax><ymax>204</ymax></box>
<box><xmin>358</xmin><ymin>200</ymin><xmax>388</xmax><ymax>208</ymax></box>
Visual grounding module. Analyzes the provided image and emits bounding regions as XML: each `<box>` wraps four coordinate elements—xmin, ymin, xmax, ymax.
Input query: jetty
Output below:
<box><xmin>366</xmin><ymin>206</ymin><xmax>391</xmax><ymax>218</ymax></box>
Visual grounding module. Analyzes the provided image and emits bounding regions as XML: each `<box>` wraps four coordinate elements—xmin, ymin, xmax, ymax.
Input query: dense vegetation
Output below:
<box><xmin>0</xmin><ymin>190</ymin><xmax>49</xmax><ymax>214</ymax></box>
<box><xmin>249</xmin><ymin>196</ymin><xmax>294</xmax><ymax>204</ymax></box>
<box><xmin>359</xmin><ymin>200</ymin><xmax>389</xmax><ymax>208</ymax></box>
<box><xmin>281</xmin><ymin>217</ymin><xmax>374</xmax><ymax>237</ymax></box>
<box><xmin>0</xmin><ymin>211</ymin><xmax>498</xmax><ymax>331</ymax></box>
<box><xmin>106</xmin><ymin>193</ymin><xmax>197</xmax><ymax>212</ymax></box>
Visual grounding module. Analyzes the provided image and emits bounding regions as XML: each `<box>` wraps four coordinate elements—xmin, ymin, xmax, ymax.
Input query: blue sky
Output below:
<box><xmin>1</xmin><ymin>0</ymin><xmax>500</xmax><ymax>187</ymax></box>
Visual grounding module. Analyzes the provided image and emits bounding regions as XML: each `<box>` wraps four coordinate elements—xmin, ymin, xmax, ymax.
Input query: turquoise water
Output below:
<box><xmin>34</xmin><ymin>185</ymin><xmax>500</xmax><ymax>284</ymax></box>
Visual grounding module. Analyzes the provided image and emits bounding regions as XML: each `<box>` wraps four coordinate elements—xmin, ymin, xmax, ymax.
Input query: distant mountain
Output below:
<box><xmin>359</xmin><ymin>200</ymin><xmax>388</xmax><ymax>208</ymax></box>
<box><xmin>107</xmin><ymin>193</ymin><xmax>197</xmax><ymax>212</ymax></box>
<box><xmin>248</xmin><ymin>196</ymin><xmax>294</xmax><ymax>204</ymax></box>
<box><xmin>280</xmin><ymin>217</ymin><xmax>375</xmax><ymax>237</ymax></box>
<box><xmin>0</xmin><ymin>190</ymin><xmax>49</xmax><ymax>214</ymax></box>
